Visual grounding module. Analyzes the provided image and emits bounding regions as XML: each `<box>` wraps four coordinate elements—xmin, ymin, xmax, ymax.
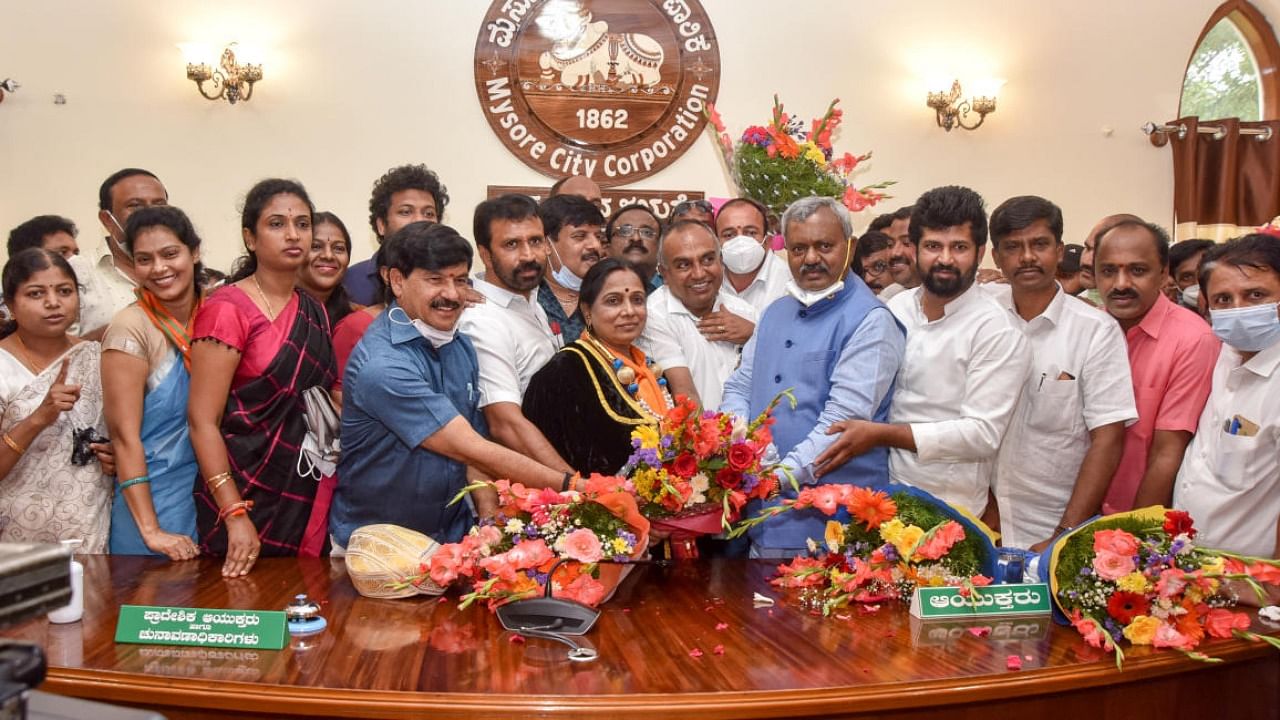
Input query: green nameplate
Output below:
<box><xmin>909</xmin><ymin>583</ymin><xmax>1052</xmax><ymax>619</ymax></box>
<box><xmin>115</xmin><ymin>605</ymin><xmax>287</xmax><ymax>650</ymax></box>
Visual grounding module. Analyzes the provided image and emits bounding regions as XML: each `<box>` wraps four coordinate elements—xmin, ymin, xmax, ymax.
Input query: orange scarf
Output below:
<box><xmin>586</xmin><ymin>334</ymin><xmax>670</xmax><ymax>416</ymax></box>
<box><xmin>135</xmin><ymin>288</ymin><xmax>201</xmax><ymax>370</ymax></box>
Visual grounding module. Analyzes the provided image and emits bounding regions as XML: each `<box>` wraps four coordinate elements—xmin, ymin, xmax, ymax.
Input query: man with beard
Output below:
<box><xmin>536</xmin><ymin>194</ymin><xmax>605</xmax><ymax>344</ymax></box>
<box><xmin>721</xmin><ymin>197</ymin><xmax>905</xmax><ymax>557</ymax></box>
<box><xmin>1095</xmin><ymin>220</ymin><xmax>1218</xmax><ymax>513</ymax></box>
<box><xmin>868</xmin><ymin>205</ymin><xmax>919</xmax><ymax>290</ymax></box>
<box><xmin>606</xmin><ymin>204</ymin><xmax>663</xmax><ymax>293</ymax></box>
<box><xmin>638</xmin><ymin>220</ymin><xmax>757</xmax><ymax>410</ymax></box>
<box><xmin>458</xmin><ymin>194</ymin><xmax>572</xmax><ymax>472</ymax></box>
<box><xmin>332</xmin><ymin>223</ymin><xmax>571</xmax><ymax>548</ymax></box>
<box><xmin>986</xmin><ymin>196</ymin><xmax>1136</xmax><ymax>551</ymax></box>
<box><xmin>815</xmin><ymin>186</ymin><xmax>1030</xmax><ymax>522</ymax></box>
<box><xmin>715</xmin><ymin>197</ymin><xmax>792</xmax><ymax>316</ymax></box>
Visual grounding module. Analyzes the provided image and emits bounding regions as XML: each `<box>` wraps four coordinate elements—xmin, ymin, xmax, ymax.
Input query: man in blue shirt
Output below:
<box><xmin>721</xmin><ymin>196</ymin><xmax>906</xmax><ymax>558</ymax></box>
<box><xmin>331</xmin><ymin>222</ymin><xmax>569</xmax><ymax>548</ymax></box>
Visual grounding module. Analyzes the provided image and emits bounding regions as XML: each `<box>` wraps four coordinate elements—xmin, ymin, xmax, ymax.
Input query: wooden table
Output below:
<box><xmin>3</xmin><ymin>556</ymin><xmax>1278</xmax><ymax>719</ymax></box>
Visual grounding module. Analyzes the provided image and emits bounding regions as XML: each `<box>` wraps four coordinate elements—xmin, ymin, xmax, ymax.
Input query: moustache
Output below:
<box><xmin>580</xmin><ymin>250</ymin><xmax>602</xmax><ymax>263</ymax></box>
<box><xmin>1015</xmin><ymin>264</ymin><xmax>1044</xmax><ymax>274</ymax></box>
<box><xmin>624</xmin><ymin>241</ymin><xmax>649</xmax><ymax>255</ymax></box>
<box><xmin>930</xmin><ymin>264</ymin><xmax>961</xmax><ymax>276</ymax></box>
<box><xmin>890</xmin><ymin>254</ymin><xmax>911</xmax><ymax>266</ymax></box>
<box><xmin>800</xmin><ymin>263</ymin><xmax>829</xmax><ymax>275</ymax></box>
<box><xmin>515</xmin><ymin>260</ymin><xmax>543</xmax><ymax>275</ymax></box>
<box><xmin>430</xmin><ymin>298</ymin><xmax>462</xmax><ymax>311</ymax></box>
<box><xmin>1107</xmin><ymin>289</ymin><xmax>1138</xmax><ymax>301</ymax></box>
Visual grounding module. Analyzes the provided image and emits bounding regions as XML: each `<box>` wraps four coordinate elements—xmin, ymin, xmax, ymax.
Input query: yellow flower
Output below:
<box><xmin>879</xmin><ymin>518</ymin><xmax>906</xmax><ymax>545</ymax></box>
<box><xmin>892</xmin><ymin>525</ymin><xmax>925</xmax><ymax>559</ymax></box>
<box><xmin>634</xmin><ymin>425</ymin><xmax>660</xmax><ymax>449</ymax></box>
<box><xmin>1122</xmin><ymin>615</ymin><xmax>1161</xmax><ymax>645</ymax></box>
<box><xmin>1116</xmin><ymin>572</ymin><xmax>1149</xmax><ymax>593</ymax></box>
<box><xmin>824</xmin><ymin>521</ymin><xmax>845</xmax><ymax>553</ymax></box>
<box><xmin>1200</xmin><ymin>556</ymin><xmax>1225</xmax><ymax>575</ymax></box>
<box><xmin>802</xmin><ymin>141</ymin><xmax>827</xmax><ymax>167</ymax></box>
<box><xmin>632</xmin><ymin>468</ymin><xmax>657</xmax><ymax>500</ymax></box>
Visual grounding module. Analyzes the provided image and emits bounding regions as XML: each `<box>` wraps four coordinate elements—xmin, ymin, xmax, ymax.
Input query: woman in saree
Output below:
<box><xmin>0</xmin><ymin>249</ymin><xmax>114</xmax><ymax>552</ymax></box>
<box><xmin>188</xmin><ymin>179</ymin><xmax>337</xmax><ymax>576</ymax></box>
<box><xmin>523</xmin><ymin>258</ymin><xmax>672</xmax><ymax>475</ymax></box>
<box><xmin>103</xmin><ymin>206</ymin><xmax>204</xmax><ymax>559</ymax></box>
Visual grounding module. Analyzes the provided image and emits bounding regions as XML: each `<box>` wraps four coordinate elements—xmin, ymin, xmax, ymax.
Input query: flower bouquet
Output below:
<box><xmin>736</xmin><ymin>485</ymin><xmax>997</xmax><ymax>615</ymax></box>
<box><xmin>620</xmin><ymin>394</ymin><xmax>792</xmax><ymax>558</ymax></box>
<box><xmin>422</xmin><ymin>474</ymin><xmax>650</xmax><ymax>611</ymax></box>
<box><xmin>1044</xmin><ymin>506</ymin><xmax>1280</xmax><ymax>668</ymax></box>
<box><xmin>705</xmin><ymin>95</ymin><xmax>895</xmax><ymax>219</ymax></box>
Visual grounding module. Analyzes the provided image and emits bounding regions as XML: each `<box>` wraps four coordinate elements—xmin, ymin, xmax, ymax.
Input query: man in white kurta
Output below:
<box><xmin>1174</xmin><ymin>234</ymin><xmax>1280</xmax><ymax>559</ymax></box>
<box><xmin>457</xmin><ymin>194</ymin><xmax>570</xmax><ymax>472</ymax></box>
<box><xmin>814</xmin><ymin>186</ymin><xmax>1031</xmax><ymax>520</ymax></box>
<box><xmin>985</xmin><ymin>196</ymin><xmax>1136</xmax><ymax>551</ymax></box>
<box><xmin>637</xmin><ymin>221</ymin><xmax>757</xmax><ymax>410</ymax></box>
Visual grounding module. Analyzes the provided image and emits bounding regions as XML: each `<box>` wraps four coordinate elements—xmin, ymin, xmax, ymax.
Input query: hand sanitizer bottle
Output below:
<box><xmin>48</xmin><ymin>539</ymin><xmax>84</xmax><ymax>624</ymax></box>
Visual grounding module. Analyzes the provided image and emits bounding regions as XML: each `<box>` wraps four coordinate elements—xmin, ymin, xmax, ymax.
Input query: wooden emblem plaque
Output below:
<box><xmin>486</xmin><ymin>184</ymin><xmax>705</xmax><ymax>221</ymax></box>
<box><xmin>474</xmin><ymin>0</ymin><xmax>721</xmax><ymax>187</ymax></box>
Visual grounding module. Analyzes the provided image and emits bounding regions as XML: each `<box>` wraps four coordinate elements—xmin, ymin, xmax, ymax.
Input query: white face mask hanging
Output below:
<box><xmin>389</xmin><ymin>305</ymin><xmax>457</xmax><ymax>349</ymax></box>
<box><xmin>548</xmin><ymin>241</ymin><xmax>584</xmax><ymax>292</ymax></box>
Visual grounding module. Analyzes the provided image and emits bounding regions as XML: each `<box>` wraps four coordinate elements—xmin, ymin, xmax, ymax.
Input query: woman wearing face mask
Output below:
<box><xmin>103</xmin><ymin>207</ymin><xmax>205</xmax><ymax>559</ymax></box>
<box><xmin>188</xmin><ymin>179</ymin><xmax>337</xmax><ymax>576</ymax></box>
<box><xmin>524</xmin><ymin>258</ymin><xmax>673</xmax><ymax>475</ymax></box>
<box><xmin>0</xmin><ymin>249</ymin><xmax>114</xmax><ymax>552</ymax></box>
<box><xmin>1172</xmin><ymin>233</ymin><xmax>1280</xmax><ymax>566</ymax></box>
<box><xmin>298</xmin><ymin>211</ymin><xmax>359</xmax><ymax>328</ymax></box>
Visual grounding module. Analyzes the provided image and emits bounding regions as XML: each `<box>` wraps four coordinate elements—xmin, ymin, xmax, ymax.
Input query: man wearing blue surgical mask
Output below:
<box><xmin>1174</xmin><ymin>233</ymin><xmax>1280</xmax><ymax>564</ymax></box>
<box><xmin>536</xmin><ymin>194</ymin><xmax>605</xmax><ymax>344</ymax></box>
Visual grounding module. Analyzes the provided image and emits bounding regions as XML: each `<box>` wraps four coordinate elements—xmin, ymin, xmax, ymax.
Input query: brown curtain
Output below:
<box><xmin>1169</xmin><ymin>116</ymin><xmax>1280</xmax><ymax>241</ymax></box>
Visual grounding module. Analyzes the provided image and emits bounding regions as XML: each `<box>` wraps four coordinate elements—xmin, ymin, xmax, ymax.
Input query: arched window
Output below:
<box><xmin>1180</xmin><ymin>0</ymin><xmax>1280</xmax><ymax>120</ymax></box>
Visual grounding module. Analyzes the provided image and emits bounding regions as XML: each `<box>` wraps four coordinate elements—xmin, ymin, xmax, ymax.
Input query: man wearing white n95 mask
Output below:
<box><xmin>1174</xmin><ymin>233</ymin><xmax>1280</xmax><ymax>563</ymax></box>
<box><xmin>714</xmin><ymin>197</ymin><xmax>792</xmax><ymax>316</ymax></box>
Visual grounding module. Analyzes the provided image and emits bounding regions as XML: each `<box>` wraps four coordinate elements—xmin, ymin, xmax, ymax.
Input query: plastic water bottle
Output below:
<box><xmin>48</xmin><ymin>539</ymin><xmax>84</xmax><ymax>624</ymax></box>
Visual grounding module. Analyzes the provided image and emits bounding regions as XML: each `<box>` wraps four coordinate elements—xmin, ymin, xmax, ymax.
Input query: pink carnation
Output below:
<box><xmin>560</xmin><ymin>528</ymin><xmax>604</xmax><ymax>563</ymax></box>
<box><xmin>1152</xmin><ymin>623</ymin><xmax>1195</xmax><ymax>650</ymax></box>
<box><xmin>558</xmin><ymin>573</ymin><xmax>606</xmax><ymax>607</ymax></box>
<box><xmin>1155</xmin><ymin>568</ymin><xmax>1188</xmax><ymax>598</ymax></box>
<box><xmin>1092</xmin><ymin>549</ymin><xmax>1136</xmax><ymax>581</ymax></box>
<box><xmin>1070</xmin><ymin>613</ymin><xmax>1109</xmax><ymax>649</ymax></box>
<box><xmin>1092</xmin><ymin>528</ymin><xmax>1139</xmax><ymax>557</ymax></box>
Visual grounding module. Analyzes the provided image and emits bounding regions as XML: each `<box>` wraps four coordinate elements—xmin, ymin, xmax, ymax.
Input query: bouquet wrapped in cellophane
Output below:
<box><xmin>1044</xmin><ymin>506</ymin><xmax>1280</xmax><ymax>668</ymax></box>
<box><xmin>620</xmin><ymin>393</ymin><xmax>794</xmax><ymax>552</ymax></box>
<box><xmin>420</xmin><ymin>474</ymin><xmax>649</xmax><ymax>611</ymax></box>
<box><xmin>735</xmin><ymin>485</ymin><xmax>997</xmax><ymax>615</ymax></box>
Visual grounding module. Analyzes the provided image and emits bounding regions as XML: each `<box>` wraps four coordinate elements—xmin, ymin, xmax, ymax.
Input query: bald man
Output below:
<box><xmin>550</xmin><ymin>175</ymin><xmax>603</xmax><ymax>212</ymax></box>
<box><xmin>1080</xmin><ymin>213</ymin><xmax>1143</xmax><ymax>304</ymax></box>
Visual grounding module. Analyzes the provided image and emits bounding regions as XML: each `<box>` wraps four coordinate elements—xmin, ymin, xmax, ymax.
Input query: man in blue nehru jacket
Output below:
<box><xmin>721</xmin><ymin>196</ymin><xmax>906</xmax><ymax>558</ymax></box>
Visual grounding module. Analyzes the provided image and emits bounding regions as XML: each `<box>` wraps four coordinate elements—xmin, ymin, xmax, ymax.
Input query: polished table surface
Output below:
<box><xmin>4</xmin><ymin>555</ymin><xmax>1279</xmax><ymax>719</ymax></box>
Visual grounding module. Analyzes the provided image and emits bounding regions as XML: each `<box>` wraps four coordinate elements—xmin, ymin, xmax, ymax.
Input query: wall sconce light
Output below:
<box><xmin>0</xmin><ymin>78</ymin><xmax>18</xmax><ymax>105</ymax></box>
<box><xmin>926</xmin><ymin>79</ymin><xmax>1000</xmax><ymax>132</ymax></box>
<box><xmin>179</xmin><ymin>42</ymin><xmax>262</xmax><ymax>105</ymax></box>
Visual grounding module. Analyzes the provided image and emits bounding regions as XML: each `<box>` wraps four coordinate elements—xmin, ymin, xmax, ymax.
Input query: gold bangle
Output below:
<box><xmin>206</xmin><ymin>471</ymin><xmax>232</xmax><ymax>493</ymax></box>
<box><xmin>2</xmin><ymin>433</ymin><xmax>25</xmax><ymax>456</ymax></box>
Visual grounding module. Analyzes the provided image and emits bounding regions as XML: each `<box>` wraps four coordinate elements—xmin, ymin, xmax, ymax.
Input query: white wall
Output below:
<box><xmin>0</xmin><ymin>0</ymin><xmax>1237</xmax><ymax>270</ymax></box>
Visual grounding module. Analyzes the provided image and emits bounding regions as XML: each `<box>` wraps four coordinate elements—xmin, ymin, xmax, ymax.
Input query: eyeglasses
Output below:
<box><xmin>612</xmin><ymin>224</ymin><xmax>658</xmax><ymax>241</ymax></box>
<box><xmin>672</xmin><ymin>200</ymin><xmax>714</xmax><ymax>216</ymax></box>
<box><xmin>863</xmin><ymin>260</ymin><xmax>889</xmax><ymax>275</ymax></box>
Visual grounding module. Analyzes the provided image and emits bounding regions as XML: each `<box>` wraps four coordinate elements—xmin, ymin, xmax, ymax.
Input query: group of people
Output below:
<box><xmin>1</xmin><ymin>165</ymin><xmax>1276</xmax><ymax>580</ymax></box>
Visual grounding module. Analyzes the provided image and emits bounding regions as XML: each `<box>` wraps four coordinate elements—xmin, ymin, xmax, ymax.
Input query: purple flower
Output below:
<box><xmin>880</xmin><ymin>543</ymin><xmax>899</xmax><ymax>563</ymax></box>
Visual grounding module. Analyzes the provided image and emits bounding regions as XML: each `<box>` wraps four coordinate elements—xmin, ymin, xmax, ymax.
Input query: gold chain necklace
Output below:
<box><xmin>13</xmin><ymin>333</ymin><xmax>71</xmax><ymax>375</ymax></box>
<box><xmin>252</xmin><ymin>275</ymin><xmax>278</xmax><ymax>320</ymax></box>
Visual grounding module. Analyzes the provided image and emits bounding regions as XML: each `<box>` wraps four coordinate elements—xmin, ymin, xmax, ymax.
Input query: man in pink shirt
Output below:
<box><xmin>1095</xmin><ymin>220</ymin><xmax>1219</xmax><ymax>513</ymax></box>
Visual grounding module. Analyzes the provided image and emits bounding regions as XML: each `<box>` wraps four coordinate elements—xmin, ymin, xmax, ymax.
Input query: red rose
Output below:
<box><xmin>670</xmin><ymin>453</ymin><xmax>698</xmax><ymax>479</ymax></box>
<box><xmin>716</xmin><ymin>466</ymin><xmax>743</xmax><ymax>490</ymax></box>
<box><xmin>1106</xmin><ymin>591</ymin><xmax>1150</xmax><ymax>625</ymax></box>
<box><xmin>1163</xmin><ymin>510</ymin><xmax>1197</xmax><ymax>538</ymax></box>
<box><xmin>727</xmin><ymin>443</ymin><xmax>756</xmax><ymax>472</ymax></box>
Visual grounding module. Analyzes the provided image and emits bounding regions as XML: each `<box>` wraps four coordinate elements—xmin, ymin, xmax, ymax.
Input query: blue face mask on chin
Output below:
<box><xmin>1210</xmin><ymin>302</ymin><xmax>1280</xmax><ymax>352</ymax></box>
